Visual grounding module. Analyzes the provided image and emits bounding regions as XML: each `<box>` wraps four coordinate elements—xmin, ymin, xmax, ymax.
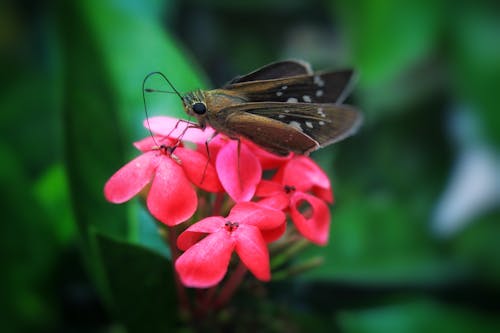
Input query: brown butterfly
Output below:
<box><xmin>150</xmin><ymin>60</ymin><xmax>362</xmax><ymax>156</ymax></box>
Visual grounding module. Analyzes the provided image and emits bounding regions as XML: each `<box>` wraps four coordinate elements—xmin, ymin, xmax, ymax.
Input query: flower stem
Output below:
<box><xmin>167</xmin><ymin>226</ymin><xmax>191</xmax><ymax>316</ymax></box>
<box><xmin>211</xmin><ymin>192</ymin><xmax>225</xmax><ymax>216</ymax></box>
<box><xmin>214</xmin><ymin>261</ymin><xmax>247</xmax><ymax>308</ymax></box>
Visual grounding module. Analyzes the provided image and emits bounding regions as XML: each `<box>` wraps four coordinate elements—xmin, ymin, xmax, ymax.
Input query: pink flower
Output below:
<box><xmin>242</xmin><ymin>139</ymin><xmax>293</xmax><ymax>170</ymax></box>
<box><xmin>256</xmin><ymin>156</ymin><xmax>333</xmax><ymax>245</ymax></box>
<box><xmin>194</xmin><ymin>135</ymin><xmax>290</xmax><ymax>203</ymax></box>
<box><xmin>104</xmin><ymin>135</ymin><xmax>222</xmax><ymax>226</ymax></box>
<box><xmin>145</xmin><ymin>116</ymin><xmax>293</xmax><ymax>203</ymax></box>
<box><xmin>144</xmin><ymin>116</ymin><xmax>215</xmax><ymax>144</ymax></box>
<box><xmin>175</xmin><ymin>202</ymin><xmax>286</xmax><ymax>288</ymax></box>
<box><xmin>215</xmin><ymin>139</ymin><xmax>262</xmax><ymax>202</ymax></box>
<box><xmin>146</xmin><ymin>117</ymin><xmax>260</xmax><ymax>202</ymax></box>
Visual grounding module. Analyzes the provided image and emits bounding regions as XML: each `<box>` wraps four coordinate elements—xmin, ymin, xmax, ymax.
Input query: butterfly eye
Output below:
<box><xmin>192</xmin><ymin>102</ymin><xmax>207</xmax><ymax>115</ymax></box>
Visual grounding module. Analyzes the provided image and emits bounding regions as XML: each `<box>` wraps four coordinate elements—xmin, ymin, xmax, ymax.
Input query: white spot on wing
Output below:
<box><xmin>314</xmin><ymin>75</ymin><xmax>325</xmax><ymax>87</ymax></box>
<box><xmin>302</xmin><ymin>95</ymin><xmax>312</xmax><ymax>102</ymax></box>
<box><xmin>319</xmin><ymin>121</ymin><xmax>325</xmax><ymax>126</ymax></box>
<box><xmin>278</xmin><ymin>114</ymin><xmax>285</xmax><ymax>119</ymax></box>
<box><xmin>316</xmin><ymin>90</ymin><xmax>323</xmax><ymax>97</ymax></box>
<box><xmin>282</xmin><ymin>85</ymin><xmax>288</xmax><ymax>90</ymax></box>
<box><xmin>287</xmin><ymin>97</ymin><xmax>298</xmax><ymax>103</ymax></box>
<box><xmin>288</xmin><ymin>121</ymin><xmax>303</xmax><ymax>132</ymax></box>
<box><xmin>276</xmin><ymin>91</ymin><xmax>283</xmax><ymax>97</ymax></box>
<box><xmin>305</xmin><ymin>121</ymin><xmax>313</xmax><ymax>129</ymax></box>
<box><xmin>317</xmin><ymin>107</ymin><xmax>326</xmax><ymax>117</ymax></box>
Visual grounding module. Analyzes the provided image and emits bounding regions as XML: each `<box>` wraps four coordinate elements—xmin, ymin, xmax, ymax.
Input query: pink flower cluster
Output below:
<box><xmin>104</xmin><ymin>117</ymin><xmax>333</xmax><ymax>288</ymax></box>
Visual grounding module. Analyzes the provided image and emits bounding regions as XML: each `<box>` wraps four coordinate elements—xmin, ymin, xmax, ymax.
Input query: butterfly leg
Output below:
<box><xmin>237</xmin><ymin>138</ymin><xmax>243</xmax><ymax>192</ymax></box>
<box><xmin>199</xmin><ymin>131</ymin><xmax>219</xmax><ymax>186</ymax></box>
<box><xmin>172</xmin><ymin>119</ymin><xmax>201</xmax><ymax>144</ymax></box>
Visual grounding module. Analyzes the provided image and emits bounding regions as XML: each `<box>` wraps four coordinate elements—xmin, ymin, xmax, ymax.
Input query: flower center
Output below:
<box><xmin>154</xmin><ymin>142</ymin><xmax>182</xmax><ymax>164</ymax></box>
<box><xmin>224</xmin><ymin>220</ymin><xmax>239</xmax><ymax>232</ymax></box>
<box><xmin>158</xmin><ymin>144</ymin><xmax>177</xmax><ymax>155</ymax></box>
<box><xmin>284</xmin><ymin>185</ymin><xmax>296</xmax><ymax>193</ymax></box>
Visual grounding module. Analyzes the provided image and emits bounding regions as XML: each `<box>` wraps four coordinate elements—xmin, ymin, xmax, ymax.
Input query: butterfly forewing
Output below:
<box><xmin>225</xmin><ymin>70</ymin><xmax>354</xmax><ymax>104</ymax></box>
<box><xmin>225</xmin><ymin>60</ymin><xmax>312</xmax><ymax>84</ymax></box>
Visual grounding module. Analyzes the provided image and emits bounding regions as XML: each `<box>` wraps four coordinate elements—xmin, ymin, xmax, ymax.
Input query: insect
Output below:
<box><xmin>149</xmin><ymin>60</ymin><xmax>362</xmax><ymax>156</ymax></box>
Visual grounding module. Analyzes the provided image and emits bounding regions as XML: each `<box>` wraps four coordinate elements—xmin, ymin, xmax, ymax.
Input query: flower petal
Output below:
<box><xmin>145</xmin><ymin>116</ymin><xmax>214</xmax><ymax>144</ymax></box>
<box><xmin>175</xmin><ymin>148</ymin><xmax>223</xmax><ymax>192</ymax></box>
<box><xmin>195</xmin><ymin>134</ymin><xmax>229</xmax><ymax>159</ymax></box>
<box><xmin>175</xmin><ymin>231</ymin><xmax>235</xmax><ymax>288</ymax></box>
<box><xmin>228</xmin><ymin>202</ymin><xmax>285</xmax><ymax>230</ymax></box>
<box><xmin>133</xmin><ymin>135</ymin><xmax>176</xmax><ymax>152</ymax></box>
<box><xmin>255</xmin><ymin>180</ymin><xmax>289</xmax><ymax>210</ymax></box>
<box><xmin>147</xmin><ymin>157</ymin><xmax>197</xmax><ymax>226</ymax></box>
<box><xmin>104</xmin><ymin>151</ymin><xmax>159</xmax><ymax>203</ymax></box>
<box><xmin>261</xmin><ymin>223</ymin><xmax>286</xmax><ymax>243</ymax></box>
<box><xmin>177</xmin><ymin>216</ymin><xmax>225</xmax><ymax>251</ymax></box>
<box><xmin>282</xmin><ymin>156</ymin><xmax>331</xmax><ymax>195</ymax></box>
<box><xmin>216</xmin><ymin>141</ymin><xmax>261</xmax><ymax>202</ymax></box>
<box><xmin>235</xmin><ymin>225</ymin><xmax>270</xmax><ymax>281</ymax></box>
<box><xmin>242</xmin><ymin>139</ymin><xmax>292</xmax><ymax>170</ymax></box>
<box><xmin>313</xmin><ymin>186</ymin><xmax>334</xmax><ymax>204</ymax></box>
<box><xmin>182</xmin><ymin>126</ymin><xmax>216</xmax><ymax>144</ymax></box>
<box><xmin>255</xmin><ymin>180</ymin><xmax>283</xmax><ymax>197</ymax></box>
<box><xmin>289</xmin><ymin>192</ymin><xmax>330</xmax><ymax>245</ymax></box>
<box><xmin>257</xmin><ymin>196</ymin><xmax>289</xmax><ymax>210</ymax></box>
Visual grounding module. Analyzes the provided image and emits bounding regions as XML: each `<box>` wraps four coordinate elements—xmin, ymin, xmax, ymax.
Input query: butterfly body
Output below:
<box><xmin>181</xmin><ymin>60</ymin><xmax>362</xmax><ymax>155</ymax></box>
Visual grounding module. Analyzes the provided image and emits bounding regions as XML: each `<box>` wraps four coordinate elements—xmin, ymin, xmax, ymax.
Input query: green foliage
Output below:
<box><xmin>93</xmin><ymin>231</ymin><xmax>177</xmax><ymax>332</ymax></box>
<box><xmin>1</xmin><ymin>0</ymin><xmax>499</xmax><ymax>331</ymax></box>
<box><xmin>338</xmin><ymin>299</ymin><xmax>500</xmax><ymax>333</ymax></box>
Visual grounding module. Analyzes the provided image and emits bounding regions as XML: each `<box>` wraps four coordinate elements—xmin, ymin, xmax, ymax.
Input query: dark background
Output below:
<box><xmin>1</xmin><ymin>0</ymin><xmax>500</xmax><ymax>332</ymax></box>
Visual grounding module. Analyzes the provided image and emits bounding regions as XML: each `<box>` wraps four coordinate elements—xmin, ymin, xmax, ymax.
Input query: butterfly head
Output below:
<box><xmin>182</xmin><ymin>90</ymin><xmax>208</xmax><ymax>129</ymax></box>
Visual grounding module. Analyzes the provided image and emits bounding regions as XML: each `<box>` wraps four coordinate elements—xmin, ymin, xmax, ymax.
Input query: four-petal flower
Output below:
<box><xmin>104</xmin><ymin>135</ymin><xmax>221</xmax><ymax>226</ymax></box>
<box><xmin>256</xmin><ymin>155</ymin><xmax>333</xmax><ymax>245</ymax></box>
<box><xmin>175</xmin><ymin>202</ymin><xmax>286</xmax><ymax>288</ymax></box>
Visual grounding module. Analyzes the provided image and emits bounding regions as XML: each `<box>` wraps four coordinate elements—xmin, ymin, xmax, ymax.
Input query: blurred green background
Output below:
<box><xmin>1</xmin><ymin>0</ymin><xmax>500</xmax><ymax>332</ymax></box>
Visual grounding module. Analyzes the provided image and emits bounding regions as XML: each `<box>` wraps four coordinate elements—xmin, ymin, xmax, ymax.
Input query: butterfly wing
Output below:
<box><xmin>222</xmin><ymin>111</ymin><xmax>319</xmax><ymax>155</ymax></box>
<box><xmin>215</xmin><ymin>102</ymin><xmax>362</xmax><ymax>155</ymax></box>
<box><xmin>224</xmin><ymin>70</ymin><xmax>355</xmax><ymax>104</ymax></box>
<box><xmin>226</xmin><ymin>60</ymin><xmax>312</xmax><ymax>85</ymax></box>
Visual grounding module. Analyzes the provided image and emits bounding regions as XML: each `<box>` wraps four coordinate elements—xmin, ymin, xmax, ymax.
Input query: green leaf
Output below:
<box><xmin>0</xmin><ymin>144</ymin><xmax>59</xmax><ymax>331</ymax></box>
<box><xmin>33</xmin><ymin>164</ymin><xmax>76</xmax><ymax>245</ymax></box>
<box><xmin>451</xmin><ymin>213</ymin><xmax>500</xmax><ymax>285</ymax></box>
<box><xmin>449</xmin><ymin>4</ymin><xmax>500</xmax><ymax>146</ymax></box>
<box><xmin>59</xmin><ymin>1</ymin><xmax>204</xmax><ymax>321</ymax></box>
<box><xmin>332</xmin><ymin>0</ymin><xmax>442</xmax><ymax>84</ymax></box>
<box><xmin>330</xmin><ymin>0</ymin><xmax>444</xmax><ymax>115</ymax></box>
<box><xmin>60</xmin><ymin>0</ymin><xmax>207</xmax><ymax>244</ymax></box>
<box><xmin>338</xmin><ymin>298</ymin><xmax>500</xmax><ymax>333</ymax></box>
<box><xmin>93</xmin><ymin>231</ymin><xmax>177</xmax><ymax>332</ymax></box>
<box><xmin>81</xmin><ymin>0</ymin><xmax>209</xmax><ymax>137</ymax></box>
<box><xmin>59</xmin><ymin>1</ymin><xmax>128</xmax><ymax>240</ymax></box>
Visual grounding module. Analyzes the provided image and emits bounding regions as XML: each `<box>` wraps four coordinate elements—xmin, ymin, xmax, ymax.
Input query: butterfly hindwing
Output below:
<box><xmin>250</xmin><ymin>102</ymin><xmax>362</xmax><ymax>147</ymax></box>
<box><xmin>225</xmin><ymin>60</ymin><xmax>312</xmax><ymax>85</ymax></box>
<box><xmin>221</xmin><ymin>110</ymin><xmax>319</xmax><ymax>155</ymax></box>
<box><xmin>225</xmin><ymin>70</ymin><xmax>354</xmax><ymax>104</ymax></box>
<box><xmin>215</xmin><ymin>102</ymin><xmax>362</xmax><ymax>154</ymax></box>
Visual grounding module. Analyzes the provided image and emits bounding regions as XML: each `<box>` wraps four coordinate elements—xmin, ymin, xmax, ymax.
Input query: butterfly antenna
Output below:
<box><xmin>143</xmin><ymin>71</ymin><xmax>183</xmax><ymax>100</ymax></box>
<box><xmin>142</xmin><ymin>71</ymin><xmax>184</xmax><ymax>147</ymax></box>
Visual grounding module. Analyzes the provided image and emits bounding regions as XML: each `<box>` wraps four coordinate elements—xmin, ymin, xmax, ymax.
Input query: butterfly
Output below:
<box><xmin>153</xmin><ymin>60</ymin><xmax>362</xmax><ymax>156</ymax></box>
